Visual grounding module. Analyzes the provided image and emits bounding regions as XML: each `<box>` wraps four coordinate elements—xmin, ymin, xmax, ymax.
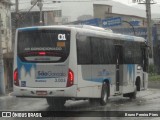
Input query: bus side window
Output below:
<box><xmin>76</xmin><ymin>34</ymin><xmax>91</xmax><ymax>64</ymax></box>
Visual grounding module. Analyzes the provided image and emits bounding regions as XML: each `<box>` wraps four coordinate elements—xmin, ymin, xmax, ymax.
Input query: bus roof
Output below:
<box><xmin>17</xmin><ymin>25</ymin><xmax>146</xmax><ymax>43</ymax></box>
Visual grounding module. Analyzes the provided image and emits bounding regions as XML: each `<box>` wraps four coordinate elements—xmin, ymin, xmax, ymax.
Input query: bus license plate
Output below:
<box><xmin>36</xmin><ymin>91</ymin><xmax>47</xmax><ymax>95</ymax></box>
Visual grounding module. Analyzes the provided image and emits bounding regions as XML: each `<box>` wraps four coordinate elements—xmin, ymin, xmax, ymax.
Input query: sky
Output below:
<box><xmin>11</xmin><ymin>0</ymin><xmax>160</xmax><ymax>8</ymax></box>
<box><xmin>13</xmin><ymin>0</ymin><xmax>160</xmax><ymax>5</ymax></box>
<box><xmin>11</xmin><ymin>0</ymin><xmax>160</xmax><ymax>21</ymax></box>
<box><xmin>113</xmin><ymin>0</ymin><xmax>160</xmax><ymax>14</ymax></box>
<box><xmin>113</xmin><ymin>0</ymin><xmax>133</xmax><ymax>5</ymax></box>
<box><xmin>114</xmin><ymin>0</ymin><xmax>160</xmax><ymax>5</ymax></box>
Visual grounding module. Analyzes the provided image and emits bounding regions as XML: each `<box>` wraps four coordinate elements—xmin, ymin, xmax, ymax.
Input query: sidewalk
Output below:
<box><xmin>0</xmin><ymin>88</ymin><xmax>13</xmax><ymax>97</ymax></box>
<box><xmin>148</xmin><ymin>81</ymin><xmax>160</xmax><ymax>89</ymax></box>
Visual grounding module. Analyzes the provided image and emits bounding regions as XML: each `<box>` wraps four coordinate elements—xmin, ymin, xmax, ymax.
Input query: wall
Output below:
<box><xmin>93</xmin><ymin>4</ymin><xmax>112</xmax><ymax>19</ymax></box>
<box><xmin>0</xmin><ymin>1</ymin><xmax>12</xmax><ymax>53</ymax></box>
<box><xmin>0</xmin><ymin>0</ymin><xmax>12</xmax><ymax>94</ymax></box>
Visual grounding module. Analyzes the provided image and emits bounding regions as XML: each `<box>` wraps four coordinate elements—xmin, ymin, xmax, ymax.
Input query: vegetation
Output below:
<box><xmin>148</xmin><ymin>64</ymin><xmax>160</xmax><ymax>81</ymax></box>
<box><xmin>149</xmin><ymin>74</ymin><xmax>160</xmax><ymax>81</ymax></box>
<box><xmin>149</xmin><ymin>64</ymin><xmax>156</xmax><ymax>76</ymax></box>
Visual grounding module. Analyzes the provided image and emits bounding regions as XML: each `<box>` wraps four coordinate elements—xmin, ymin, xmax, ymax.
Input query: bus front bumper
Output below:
<box><xmin>13</xmin><ymin>85</ymin><xmax>77</xmax><ymax>98</ymax></box>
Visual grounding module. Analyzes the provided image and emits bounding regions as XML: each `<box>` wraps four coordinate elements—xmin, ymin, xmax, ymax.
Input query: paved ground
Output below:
<box><xmin>0</xmin><ymin>88</ymin><xmax>160</xmax><ymax>120</ymax></box>
<box><xmin>148</xmin><ymin>81</ymin><xmax>160</xmax><ymax>89</ymax></box>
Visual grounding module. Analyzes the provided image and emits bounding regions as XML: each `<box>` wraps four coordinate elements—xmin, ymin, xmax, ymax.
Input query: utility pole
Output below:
<box><xmin>146</xmin><ymin>0</ymin><xmax>154</xmax><ymax>63</ymax></box>
<box><xmin>15</xmin><ymin>0</ymin><xmax>19</xmax><ymax>28</ymax></box>
<box><xmin>0</xmin><ymin>16</ymin><xmax>5</xmax><ymax>95</ymax></box>
<box><xmin>138</xmin><ymin>0</ymin><xmax>156</xmax><ymax>64</ymax></box>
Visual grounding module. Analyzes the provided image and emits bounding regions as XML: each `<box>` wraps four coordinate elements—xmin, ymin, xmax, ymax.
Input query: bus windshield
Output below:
<box><xmin>17</xmin><ymin>30</ymin><xmax>70</xmax><ymax>63</ymax></box>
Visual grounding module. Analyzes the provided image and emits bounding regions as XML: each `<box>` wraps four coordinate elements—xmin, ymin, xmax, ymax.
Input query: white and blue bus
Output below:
<box><xmin>13</xmin><ymin>25</ymin><xmax>148</xmax><ymax>108</ymax></box>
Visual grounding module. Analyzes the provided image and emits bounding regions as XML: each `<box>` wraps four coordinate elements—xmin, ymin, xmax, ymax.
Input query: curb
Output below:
<box><xmin>148</xmin><ymin>81</ymin><xmax>160</xmax><ymax>89</ymax></box>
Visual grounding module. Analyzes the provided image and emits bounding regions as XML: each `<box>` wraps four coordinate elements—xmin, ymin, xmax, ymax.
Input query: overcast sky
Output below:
<box><xmin>113</xmin><ymin>0</ymin><xmax>134</xmax><ymax>5</ymax></box>
<box><xmin>13</xmin><ymin>0</ymin><xmax>160</xmax><ymax>4</ymax></box>
<box><xmin>114</xmin><ymin>0</ymin><xmax>160</xmax><ymax>5</ymax></box>
<box><xmin>11</xmin><ymin>0</ymin><xmax>160</xmax><ymax>21</ymax></box>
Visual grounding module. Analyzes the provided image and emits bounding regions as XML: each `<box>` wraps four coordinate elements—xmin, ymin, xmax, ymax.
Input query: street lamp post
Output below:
<box><xmin>122</xmin><ymin>20</ymin><xmax>136</xmax><ymax>36</ymax></box>
<box><xmin>37</xmin><ymin>0</ymin><xmax>43</xmax><ymax>25</ymax></box>
<box><xmin>31</xmin><ymin>0</ymin><xmax>43</xmax><ymax>25</ymax></box>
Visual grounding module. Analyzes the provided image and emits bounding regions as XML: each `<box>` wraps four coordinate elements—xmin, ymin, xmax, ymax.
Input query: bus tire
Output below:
<box><xmin>129</xmin><ymin>89</ymin><xmax>137</xmax><ymax>99</ymax></box>
<box><xmin>46</xmin><ymin>97</ymin><xmax>66</xmax><ymax>110</ymax></box>
<box><xmin>89</xmin><ymin>98</ymin><xmax>99</xmax><ymax>105</ymax></box>
<box><xmin>136</xmin><ymin>78</ymin><xmax>141</xmax><ymax>91</ymax></box>
<box><xmin>123</xmin><ymin>89</ymin><xmax>137</xmax><ymax>99</ymax></box>
<box><xmin>100</xmin><ymin>82</ymin><xmax>109</xmax><ymax>106</ymax></box>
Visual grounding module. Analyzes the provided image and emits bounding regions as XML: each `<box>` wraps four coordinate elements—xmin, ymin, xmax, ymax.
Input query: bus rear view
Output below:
<box><xmin>13</xmin><ymin>25</ymin><xmax>148</xmax><ymax>110</ymax></box>
<box><xmin>13</xmin><ymin>27</ymin><xmax>76</xmax><ymax>108</ymax></box>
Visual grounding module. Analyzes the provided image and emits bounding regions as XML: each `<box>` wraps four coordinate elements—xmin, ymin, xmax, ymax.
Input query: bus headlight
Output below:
<box><xmin>137</xmin><ymin>65</ymin><xmax>141</xmax><ymax>70</ymax></box>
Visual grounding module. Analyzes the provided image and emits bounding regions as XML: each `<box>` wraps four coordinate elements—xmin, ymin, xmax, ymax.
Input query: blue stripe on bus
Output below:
<box><xmin>127</xmin><ymin>64</ymin><xmax>135</xmax><ymax>81</ymax></box>
<box><xmin>36</xmin><ymin>77</ymin><xmax>57</xmax><ymax>79</ymax></box>
<box><xmin>18</xmin><ymin>27</ymin><xmax>38</xmax><ymax>31</ymax></box>
<box><xmin>86</xmin><ymin>78</ymin><xmax>111</xmax><ymax>83</ymax></box>
<box><xmin>17</xmin><ymin>57</ymin><xmax>36</xmax><ymax>78</ymax></box>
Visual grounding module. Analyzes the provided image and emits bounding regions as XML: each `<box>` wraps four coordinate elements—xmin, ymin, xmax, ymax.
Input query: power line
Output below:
<box><xmin>14</xmin><ymin>0</ymin><xmax>39</xmax><ymax>27</ymax></box>
<box><xmin>18</xmin><ymin>2</ymin><xmax>37</xmax><ymax>23</ymax></box>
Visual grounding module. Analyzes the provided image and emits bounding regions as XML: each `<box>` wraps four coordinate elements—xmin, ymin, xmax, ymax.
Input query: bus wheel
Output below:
<box><xmin>123</xmin><ymin>89</ymin><xmax>137</xmax><ymax>99</ymax></box>
<box><xmin>100</xmin><ymin>82</ymin><xmax>109</xmax><ymax>106</ymax></box>
<box><xmin>89</xmin><ymin>98</ymin><xmax>99</xmax><ymax>105</ymax></box>
<box><xmin>136</xmin><ymin>78</ymin><xmax>141</xmax><ymax>91</ymax></box>
<box><xmin>129</xmin><ymin>89</ymin><xmax>137</xmax><ymax>99</ymax></box>
<box><xmin>46</xmin><ymin>97</ymin><xmax>66</xmax><ymax>110</ymax></box>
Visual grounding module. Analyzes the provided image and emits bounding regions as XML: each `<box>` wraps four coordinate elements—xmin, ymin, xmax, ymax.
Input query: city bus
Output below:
<box><xmin>13</xmin><ymin>25</ymin><xmax>148</xmax><ymax>109</ymax></box>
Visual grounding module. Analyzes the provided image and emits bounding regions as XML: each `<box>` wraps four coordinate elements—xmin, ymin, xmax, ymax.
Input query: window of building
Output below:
<box><xmin>54</xmin><ymin>10</ymin><xmax>62</xmax><ymax>17</ymax></box>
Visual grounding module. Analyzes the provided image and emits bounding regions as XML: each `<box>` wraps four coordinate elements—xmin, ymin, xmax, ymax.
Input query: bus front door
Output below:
<box><xmin>115</xmin><ymin>45</ymin><xmax>123</xmax><ymax>92</ymax></box>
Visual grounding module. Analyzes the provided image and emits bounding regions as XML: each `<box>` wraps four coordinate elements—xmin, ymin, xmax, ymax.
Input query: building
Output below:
<box><xmin>11</xmin><ymin>1</ymin><xmax>63</xmax><ymax>29</ymax></box>
<box><xmin>103</xmin><ymin>13</ymin><xmax>148</xmax><ymax>38</ymax></box>
<box><xmin>0</xmin><ymin>0</ymin><xmax>12</xmax><ymax>93</ymax></box>
<box><xmin>93</xmin><ymin>4</ymin><xmax>112</xmax><ymax>19</ymax></box>
<box><xmin>11</xmin><ymin>10</ymin><xmax>62</xmax><ymax>28</ymax></box>
<box><xmin>70</xmin><ymin>3</ymin><xmax>160</xmax><ymax>74</ymax></box>
<box><xmin>11</xmin><ymin>5</ymin><xmax>63</xmax><ymax>49</ymax></box>
<box><xmin>103</xmin><ymin>13</ymin><xmax>147</xmax><ymax>27</ymax></box>
<box><xmin>68</xmin><ymin>4</ymin><xmax>148</xmax><ymax>38</ymax></box>
<box><xmin>0</xmin><ymin>0</ymin><xmax>12</xmax><ymax>53</ymax></box>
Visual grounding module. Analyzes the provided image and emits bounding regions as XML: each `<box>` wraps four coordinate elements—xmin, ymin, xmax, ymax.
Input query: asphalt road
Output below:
<box><xmin>0</xmin><ymin>88</ymin><xmax>160</xmax><ymax>120</ymax></box>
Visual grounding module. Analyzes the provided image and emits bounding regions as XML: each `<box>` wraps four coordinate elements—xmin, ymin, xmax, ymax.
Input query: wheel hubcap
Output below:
<box><xmin>103</xmin><ymin>89</ymin><xmax>107</xmax><ymax>102</ymax></box>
